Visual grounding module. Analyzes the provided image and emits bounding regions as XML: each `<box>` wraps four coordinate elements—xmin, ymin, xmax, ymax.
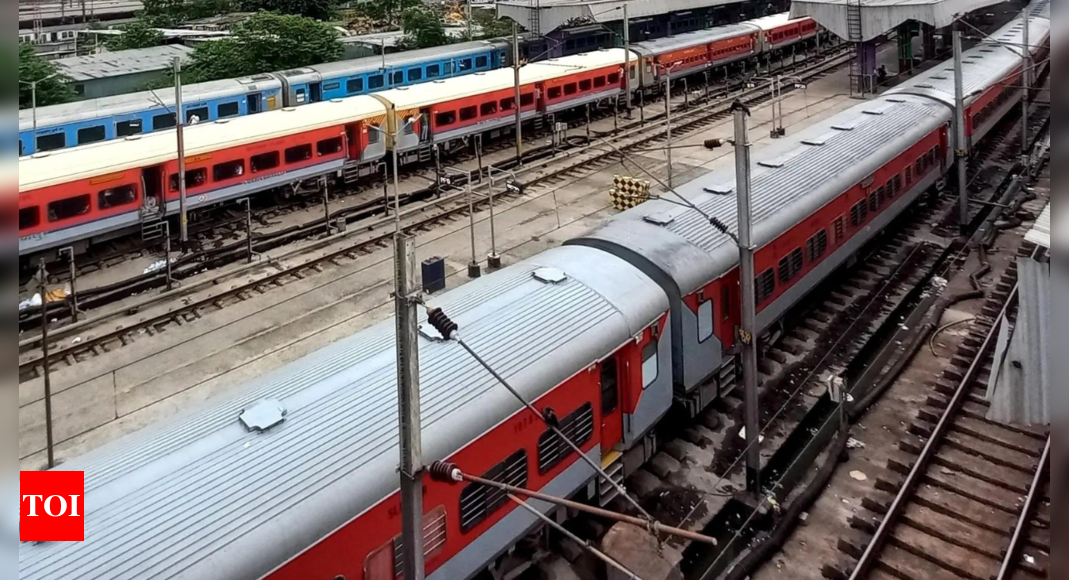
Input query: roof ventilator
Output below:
<box><xmin>240</xmin><ymin>400</ymin><xmax>287</xmax><ymax>433</ymax></box>
<box><xmin>643</xmin><ymin>212</ymin><xmax>675</xmax><ymax>226</ymax></box>
<box><xmin>704</xmin><ymin>185</ymin><xmax>734</xmax><ymax>195</ymax></box>
<box><xmin>533</xmin><ymin>267</ymin><xmax>568</xmax><ymax>285</ymax></box>
<box><xmin>863</xmin><ymin>101</ymin><xmax>897</xmax><ymax>116</ymax></box>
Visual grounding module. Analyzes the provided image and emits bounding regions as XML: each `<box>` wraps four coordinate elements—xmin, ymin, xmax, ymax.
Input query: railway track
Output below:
<box><xmin>18</xmin><ymin>46</ymin><xmax>855</xmax><ymax>381</ymax></box>
<box><xmin>837</xmin><ymin>236</ymin><xmax>1050</xmax><ymax>580</ymax></box>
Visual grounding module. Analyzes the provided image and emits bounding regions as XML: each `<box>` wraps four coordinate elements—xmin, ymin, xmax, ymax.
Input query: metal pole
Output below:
<box><xmin>512</xmin><ymin>22</ymin><xmax>524</xmax><ymax>164</ymax></box>
<box><xmin>31</xmin><ymin>81</ymin><xmax>38</xmax><ymax>150</ymax></box>
<box><xmin>1020</xmin><ymin>7</ymin><xmax>1030</xmax><ymax>162</ymax></box>
<box><xmin>623</xmin><ymin>4</ymin><xmax>632</xmax><ymax>117</ymax></box>
<box><xmin>393</xmin><ymin>136</ymin><xmax>403</xmax><ymax>232</ymax></box>
<box><xmin>665</xmin><ymin>76</ymin><xmax>673</xmax><ymax>190</ymax></box>
<box><xmin>394</xmin><ymin>233</ymin><xmax>425</xmax><ymax>580</ymax></box>
<box><xmin>733</xmin><ymin>104</ymin><xmax>761</xmax><ymax>496</ymax></box>
<box><xmin>322</xmin><ymin>178</ymin><xmax>331</xmax><ymax>235</ymax></box>
<box><xmin>174</xmin><ymin>57</ymin><xmax>189</xmax><ymax>249</ymax></box>
<box><xmin>487</xmin><ymin>166</ymin><xmax>500</xmax><ymax>269</ymax></box>
<box><xmin>242</xmin><ymin>198</ymin><xmax>254</xmax><ymax>263</ymax></box>
<box><xmin>467</xmin><ymin>174</ymin><xmax>481</xmax><ymax>278</ymax></box>
<box><xmin>382</xmin><ymin>164</ymin><xmax>391</xmax><ymax>214</ymax></box>
<box><xmin>953</xmin><ymin>22</ymin><xmax>969</xmax><ymax>235</ymax></box>
<box><xmin>36</xmin><ymin>260</ymin><xmax>55</xmax><ymax>470</ymax></box>
<box><xmin>164</xmin><ymin>222</ymin><xmax>174</xmax><ymax>292</ymax></box>
<box><xmin>586</xmin><ymin>103</ymin><xmax>592</xmax><ymax>142</ymax></box>
<box><xmin>466</xmin><ymin>0</ymin><xmax>472</xmax><ymax>40</ymax></box>
<box><xmin>61</xmin><ymin>247</ymin><xmax>79</xmax><ymax>322</ymax></box>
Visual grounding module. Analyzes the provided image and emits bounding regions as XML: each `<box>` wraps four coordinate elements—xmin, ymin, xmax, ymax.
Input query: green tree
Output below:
<box><xmin>105</xmin><ymin>20</ymin><xmax>165</xmax><ymax>51</ymax></box>
<box><xmin>471</xmin><ymin>9</ymin><xmax>515</xmax><ymax>39</ymax></box>
<box><xmin>400</xmin><ymin>7</ymin><xmax>449</xmax><ymax>50</ymax></box>
<box><xmin>355</xmin><ymin>0</ymin><xmax>419</xmax><ymax>26</ymax></box>
<box><xmin>185</xmin><ymin>12</ymin><xmax>343</xmax><ymax>82</ymax></box>
<box><xmin>19</xmin><ymin>44</ymin><xmax>75</xmax><ymax>109</ymax></box>
<box><xmin>239</xmin><ymin>0</ymin><xmax>335</xmax><ymax>20</ymax></box>
<box><xmin>142</xmin><ymin>0</ymin><xmax>236</xmax><ymax>27</ymax></box>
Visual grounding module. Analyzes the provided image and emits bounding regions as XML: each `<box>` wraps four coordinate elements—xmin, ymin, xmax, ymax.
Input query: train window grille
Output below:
<box><xmin>251</xmin><ymin>151</ymin><xmax>280</xmax><ymax>173</ymax></box>
<box><xmin>77</xmin><ymin>126</ymin><xmax>106</xmax><ymax>146</ymax></box>
<box><xmin>500</xmin><ymin>97</ymin><xmax>516</xmax><ymax>111</ymax></box>
<box><xmin>884</xmin><ymin>180</ymin><xmax>894</xmax><ymax>199</ymax></box>
<box><xmin>409</xmin><ymin>68</ymin><xmax>423</xmax><ymax>82</ymax></box>
<box><xmin>369</xmin><ymin>75</ymin><xmax>384</xmax><ymax>90</ymax></box>
<box><xmin>601</xmin><ymin>357</ymin><xmax>619</xmax><ymax>415</ymax></box>
<box><xmin>285</xmin><ymin>144</ymin><xmax>313</xmax><ymax>164</ymax></box>
<box><xmin>427</xmin><ymin>65</ymin><xmax>441</xmax><ymax>79</ymax></box>
<box><xmin>48</xmin><ymin>195</ymin><xmax>91</xmax><ymax>223</ymax></box>
<box><xmin>460</xmin><ymin>450</ymin><xmax>528</xmax><ymax>533</ymax></box>
<box><xmin>460</xmin><ymin>106</ymin><xmax>478</xmax><ymax>122</ymax></box>
<box><xmin>807</xmin><ymin>230</ymin><xmax>828</xmax><ymax>263</ymax></box>
<box><xmin>607</xmin><ymin>72</ymin><xmax>620</xmax><ymax>85</ymax></box>
<box><xmin>476</xmin><ymin>55</ymin><xmax>489</xmax><ymax>68</ymax></box>
<box><xmin>170</xmin><ymin>168</ymin><xmax>207</xmax><ymax>191</ymax></box>
<box><xmin>459</xmin><ymin>58</ymin><xmax>473</xmax><ymax>71</ymax></box>
<box><xmin>548</xmin><ymin>86</ymin><xmax>563</xmax><ymax>100</ymax></box>
<box><xmin>218</xmin><ymin>102</ymin><xmax>240</xmax><ymax>118</ymax></box>
<box><xmin>850</xmin><ymin>201</ymin><xmax>867</xmax><ymax>228</ymax></box>
<box><xmin>834</xmin><ymin>217</ymin><xmax>845</xmax><ymax>244</ymax></box>
<box><xmin>317</xmin><ymin>137</ymin><xmax>344</xmax><ymax>156</ymax></box>
<box><xmin>594</xmin><ymin>76</ymin><xmax>607</xmax><ymax>88</ymax></box>
<box><xmin>389</xmin><ymin>506</ymin><xmax>449</xmax><ymax>579</ymax></box>
<box><xmin>876</xmin><ymin>186</ymin><xmax>886</xmax><ymax>208</ymax></box>
<box><xmin>347</xmin><ymin>78</ymin><xmax>365</xmax><ymax>94</ymax></box>
<box><xmin>36</xmin><ymin>133</ymin><xmax>65</xmax><ymax>152</ymax></box>
<box><xmin>153</xmin><ymin>113</ymin><xmax>177</xmax><ymax>131</ymax></box>
<box><xmin>20</xmin><ymin>207</ymin><xmax>40</xmax><ymax>231</ymax></box>
<box><xmin>756</xmin><ymin>269</ymin><xmax>776</xmax><ymax>304</ymax></box>
<box><xmin>437</xmin><ymin>111</ymin><xmax>457</xmax><ymax>127</ymax></box>
<box><xmin>116</xmin><ymin>120</ymin><xmax>142</xmax><ymax>138</ymax></box>
<box><xmin>579</xmin><ymin>79</ymin><xmax>593</xmax><ymax>92</ymax></box>
<box><xmin>213</xmin><ymin>159</ymin><xmax>246</xmax><ymax>182</ymax></box>
<box><xmin>893</xmin><ymin>175</ymin><xmax>903</xmax><ymax>194</ymax></box>
<box><xmin>186</xmin><ymin>107</ymin><xmax>209</xmax><ymax>124</ymax></box>
<box><xmin>481</xmin><ymin>101</ymin><xmax>498</xmax><ymax>116</ymax></box>
<box><xmin>538</xmin><ymin>404</ymin><xmax>595</xmax><ymax>475</ymax></box>
<box><xmin>906</xmin><ymin>166</ymin><xmax>913</xmax><ymax>185</ymax></box>
<box><xmin>520</xmin><ymin>93</ymin><xmax>535</xmax><ymax>107</ymax></box>
<box><xmin>564</xmin><ymin>83</ymin><xmax>578</xmax><ymax>96</ymax></box>
<box><xmin>869</xmin><ymin>192</ymin><xmax>879</xmax><ymax>213</ymax></box>
<box><xmin>779</xmin><ymin>248</ymin><xmax>805</xmax><ymax>284</ymax></box>
<box><xmin>98</xmin><ymin>185</ymin><xmax>137</xmax><ymax>210</ymax></box>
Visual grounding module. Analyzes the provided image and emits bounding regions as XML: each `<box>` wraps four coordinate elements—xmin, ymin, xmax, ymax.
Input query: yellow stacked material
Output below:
<box><xmin>609</xmin><ymin>175</ymin><xmax>652</xmax><ymax>210</ymax></box>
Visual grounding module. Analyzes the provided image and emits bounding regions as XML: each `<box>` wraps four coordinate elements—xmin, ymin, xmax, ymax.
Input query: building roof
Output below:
<box><xmin>20</xmin><ymin>96</ymin><xmax>387</xmax><ymax>192</ymax></box>
<box><xmin>53</xmin><ymin>45</ymin><xmax>193</xmax><ymax>82</ymax></box>
<box><xmin>497</xmin><ymin>0</ymin><xmax>745</xmax><ymax>35</ymax></box>
<box><xmin>790</xmin><ymin>0</ymin><xmax>1008</xmax><ymax>43</ymax></box>
<box><xmin>1025</xmin><ymin>203</ymin><xmax>1050</xmax><ymax>249</ymax></box>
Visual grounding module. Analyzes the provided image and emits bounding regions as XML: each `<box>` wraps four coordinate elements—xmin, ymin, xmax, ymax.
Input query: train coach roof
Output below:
<box><xmin>631</xmin><ymin>22</ymin><xmax>757</xmax><ymax>55</ymax></box>
<box><xmin>18</xmin><ymin>245</ymin><xmax>666</xmax><ymax>580</ymax></box>
<box><xmin>885</xmin><ymin>4</ymin><xmax>1050</xmax><ymax>107</ymax></box>
<box><xmin>571</xmin><ymin>95</ymin><xmax>949</xmax><ymax>296</ymax></box>
<box><xmin>18</xmin><ymin>77</ymin><xmax>275</xmax><ymax>132</ymax></box>
<box><xmin>19</xmin><ymin>97</ymin><xmax>387</xmax><ymax>192</ymax></box>
<box><xmin>313</xmin><ymin>40</ymin><xmax>504</xmax><ymax>76</ymax></box>
<box><xmin>372</xmin><ymin>49</ymin><xmax>634</xmax><ymax>110</ymax></box>
<box><xmin>748</xmin><ymin>12</ymin><xmax>812</xmax><ymax>31</ymax></box>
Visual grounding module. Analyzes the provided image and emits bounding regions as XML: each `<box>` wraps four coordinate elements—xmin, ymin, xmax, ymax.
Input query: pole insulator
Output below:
<box><xmin>542</xmin><ymin>408</ymin><xmax>560</xmax><ymax>428</ymax></box>
<box><xmin>428</xmin><ymin>461</ymin><xmax>463</xmax><ymax>483</ymax></box>
<box><xmin>427</xmin><ymin>307</ymin><xmax>459</xmax><ymax>340</ymax></box>
<box><xmin>709</xmin><ymin>217</ymin><xmax>732</xmax><ymax>236</ymax></box>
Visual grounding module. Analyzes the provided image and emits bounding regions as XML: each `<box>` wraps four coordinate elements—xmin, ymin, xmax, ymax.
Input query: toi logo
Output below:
<box><xmin>20</xmin><ymin>471</ymin><xmax>85</xmax><ymax>542</ymax></box>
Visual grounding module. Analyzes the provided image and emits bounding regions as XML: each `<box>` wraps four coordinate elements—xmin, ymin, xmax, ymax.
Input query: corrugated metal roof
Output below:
<box><xmin>986</xmin><ymin>258</ymin><xmax>1050</xmax><ymax>426</ymax></box>
<box><xmin>574</xmin><ymin>95</ymin><xmax>949</xmax><ymax>297</ymax></box>
<box><xmin>53</xmin><ymin>45</ymin><xmax>193</xmax><ymax>82</ymax></box>
<box><xmin>497</xmin><ymin>0</ymin><xmax>744</xmax><ymax>35</ymax></box>
<box><xmin>1025</xmin><ymin>203</ymin><xmax>1050</xmax><ymax>249</ymax></box>
<box><xmin>18</xmin><ymin>245</ymin><xmax>667</xmax><ymax>580</ymax></box>
<box><xmin>631</xmin><ymin>22</ymin><xmax>756</xmax><ymax>55</ymax></box>
<box><xmin>790</xmin><ymin>0</ymin><xmax>1027</xmax><ymax>43</ymax></box>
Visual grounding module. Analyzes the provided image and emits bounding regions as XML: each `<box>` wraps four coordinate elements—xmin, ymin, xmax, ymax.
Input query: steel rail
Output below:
<box><xmin>996</xmin><ymin>435</ymin><xmax>1051</xmax><ymax>580</ymax></box>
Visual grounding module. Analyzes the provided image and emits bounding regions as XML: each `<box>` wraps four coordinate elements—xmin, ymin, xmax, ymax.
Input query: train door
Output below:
<box><xmin>309</xmin><ymin>82</ymin><xmax>323</xmax><ymax>103</ymax></box>
<box><xmin>600</xmin><ymin>354</ymin><xmax>623</xmax><ymax>451</ymax></box>
<box><xmin>141</xmin><ymin>165</ymin><xmax>165</xmax><ymax>216</ymax></box>
<box><xmin>248</xmin><ymin>93</ymin><xmax>262</xmax><ymax>114</ymax></box>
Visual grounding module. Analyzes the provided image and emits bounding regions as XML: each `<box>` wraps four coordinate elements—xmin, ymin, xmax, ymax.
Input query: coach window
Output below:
<box><xmin>116</xmin><ymin>119</ymin><xmax>142</xmax><ymax>137</ymax></box>
<box><xmin>367</xmin><ymin>125</ymin><xmax>383</xmax><ymax>144</ymax></box>
<box><xmin>460</xmin><ymin>450</ymin><xmax>528</xmax><ymax>533</ymax></box>
<box><xmin>755</xmin><ymin>269</ymin><xmax>776</xmax><ymax>304</ymax></box>
<box><xmin>642</xmin><ymin>341</ymin><xmax>659</xmax><ymax>389</ymax></box>
<box><xmin>480</xmin><ymin>101</ymin><xmax>498</xmax><ymax>116</ymax></box>
<box><xmin>77</xmin><ymin>126</ymin><xmax>106</xmax><ymax>146</ymax></box>
<box><xmin>721</xmin><ymin>285</ymin><xmax>732</xmax><ymax>321</ymax></box>
<box><xmin>98</xmin><ymin>185</ymin><xmax>137</xmax><ymax>210</ymax></box>
<box><xmin>153</xmin><ymin>113</ymin><xmax>177</xmax><ymax>131</ymax></box>
<box><xmin>347</xmin><ymin>78</ymin><xmax>365</xmax><ymax>94</ymax></box>
<box><xmin>285</xmin><ymin>144</ymin><xmax>313</xmax><ymax>164</ymax></box>
<box><xmin>500</xmin><ymin>97</ymin><xmax>516</xmax><ymax>111</ymax></box>
<box><xmin>869</xmin><ymin>192</ymin><xmax>879</xmax><ymax>213</ymax></box>
<box><xmin>368</xmin><ymin>75</ymin><xmax>384</xmax><ymax>90</ymax></box>
<box><xmin>579</xmin><ymin>79</ymin><xmax>593</xmax><ymax>92</ymax></box>
<box><xmin>807</xmin><ymin>230</ymin><xmax>828</xmax><ymax>263</ymax></box>
<box><xmin>186</xmin><ymin>107</ymin><xmax>209</xmax><ymax>124</ymax></box>
<box><xmin>547</xmin><ymin>86</ymin><xmax>563</xmax><ymax>100</ymax></box>
<box><xmin>893</xmin><ymin>175</ymin><xmax>903</xmax><ymax>194</ymax></box>
<box><xmin>48</xmin><ymin>195</ymin><xmax>91</xmax><ymax>222</ymax></box>
<box><xmin>436</xmin><ymin>111</ymin><xmax>457</xmax><ymax>127</ymax></box>
<box><xmin>169</xmin><ymin>168</ymin><xmax>207</xmax><ymax>191</ymax></box>
<box><xmin>20</xmin><ymin>207</ymin><xmax>40</xmax><ymax>231</ymax></box>
<box><xmin>564</xmin><ymin>83</ymin><xmax>578</xmax><ymax>96</ymax></box>
<box><xmin>475</xmin><ymin>55</ymin><xmax>489</xmax><ymax>68</ymax></box>
<box><xmin>593</xmin><ymin>76</ymin><xmax>606</xmax><ymax>88</ymax></box>
<box><xmin>427</xmin><ymin>64</ymin><xmax>441</xmax><ymax>79</ymax></box>
<box><xmin>460</xmin><ymin>106</ymin><xmax>478</xmax><ymax>122</ymax></box>
<box><xmin>251</xmin><ymin>151</ymin><xmax>280</xmax><ymax>173</ymax></box>
<box><xmin>698</xmin><ymin>300</ymin><xmax>714</xmax><ymax>343</ymax></box>
<box><xmin>520</xmin><ymin>93</ymin><xmax>535</xmax><ymax>107</ymax></box>
<box><xmin>213</xmin><ymin>159</ymin><xmax>245</xmax><ymax>182</ymax></box>
<box><xmin>409</xmin><ymin>68</ymin><xmax>423</xmax><ymax>82</ymax></box>
<box><xmin>392</xmin><ymin>71</ymin><xmax>404</xmax><ymax>85</ymax></box>
<box><xmin>36</xmin><ymin>133</ymin><xmax>66</xmax><ymax>152</ymax></box>
<box><xmin>538</xmin><ymin>404</ymin><xmax>594</xmax><ymax>474</ymax></box>
<box><xmin>601</xmin><ymin>358</ymin><xmax>619</xmax><ymax>414</ymax></box>
<box><xmin>607</xmin><ymin>72</ymin><xmax>620</xmax><ymax>84</ymax></box>
<box><xmin>317</xmin><ymin>137</ymin><xmax>344</xmax><ymax>156</ymax></box>
<box><xmin>218</xmin><ymin>102</ymin><xmax>240</xmax><ymax>118</ymax></box>
<box><xmin>459</xmin><ymin>58</ymin><xmax>473</xmax><ymax>71</ymax></box>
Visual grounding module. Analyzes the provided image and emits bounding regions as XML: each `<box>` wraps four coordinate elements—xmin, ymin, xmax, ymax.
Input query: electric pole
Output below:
<box><xmin>665</xmin><ymin>75</ymin><xmax>673</xmax><ymax>189</ymax></box>
<box><xmin>1020</xmin><ymin>7</ymin><xmax>1030</xmax><ymax>163</ymax></box>
<box><xmin>952</xmin><ymin>21</ymin><xmax>968</xmax><ymax>235</ymax></box>
<box><xmin>513</xmin><ymin>22</ymin><xmax>524</xmax><ymax>163</ymax></box>
<box><xmin>733</xmin><ymin>102</ymin><xmax>761</xmax><ymax>497</ymax></box>
<box><xmin>623</xmin><ymin>4</ymin><xmax>632</xmax><ymax>117</ymax></box>
<box><xmin>174</xmin><ymin>57</ymin><xmax>189</xmax><ymax>249</ymax></box>
<box><xmin>394</xmin><ymin>233</ymin><xmax>425</xmax><ymax>580</ymax></box>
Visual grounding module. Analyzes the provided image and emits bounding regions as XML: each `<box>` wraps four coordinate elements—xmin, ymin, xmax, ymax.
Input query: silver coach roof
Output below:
<box><xmin>885</xmin><ymin>1</ymin><xmax>1050</xmax><ymax>107</ymax></box>
<box><xmin>573</xmin><ymin>95</ymin><xmax>949</xmax><ymax>296</ymax></box>
<box><xmin>18</xmin><ymin>245</ymin><xmax>666</xmax><ymax>580</ymax></box>
<box><xmin>313</xmin><ymin>40</ymin><xmax>505</xmax><ymax>76</ymax></box>
<box><xmin>630</xmin><ymin>22</ymin><xmax>758</xmax><ymax>56</ymax></box>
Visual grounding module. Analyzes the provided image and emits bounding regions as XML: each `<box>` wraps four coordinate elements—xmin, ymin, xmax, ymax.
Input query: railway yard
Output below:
<box><xmin>18</xmin><ymin>2</ymin><xmax>1053</xmax><ymax>580</ymax></box>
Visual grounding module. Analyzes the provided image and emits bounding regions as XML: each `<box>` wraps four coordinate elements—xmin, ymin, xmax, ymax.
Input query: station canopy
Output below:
<box><xmin>498</xmin><ymin>0</ymin><xmax>743</xmax><ymax>36</ymax></box>
<box><xmin>790</xmin><ymin>0</ymin><xmax>1006</xmax><ymax>42</ymax></box>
